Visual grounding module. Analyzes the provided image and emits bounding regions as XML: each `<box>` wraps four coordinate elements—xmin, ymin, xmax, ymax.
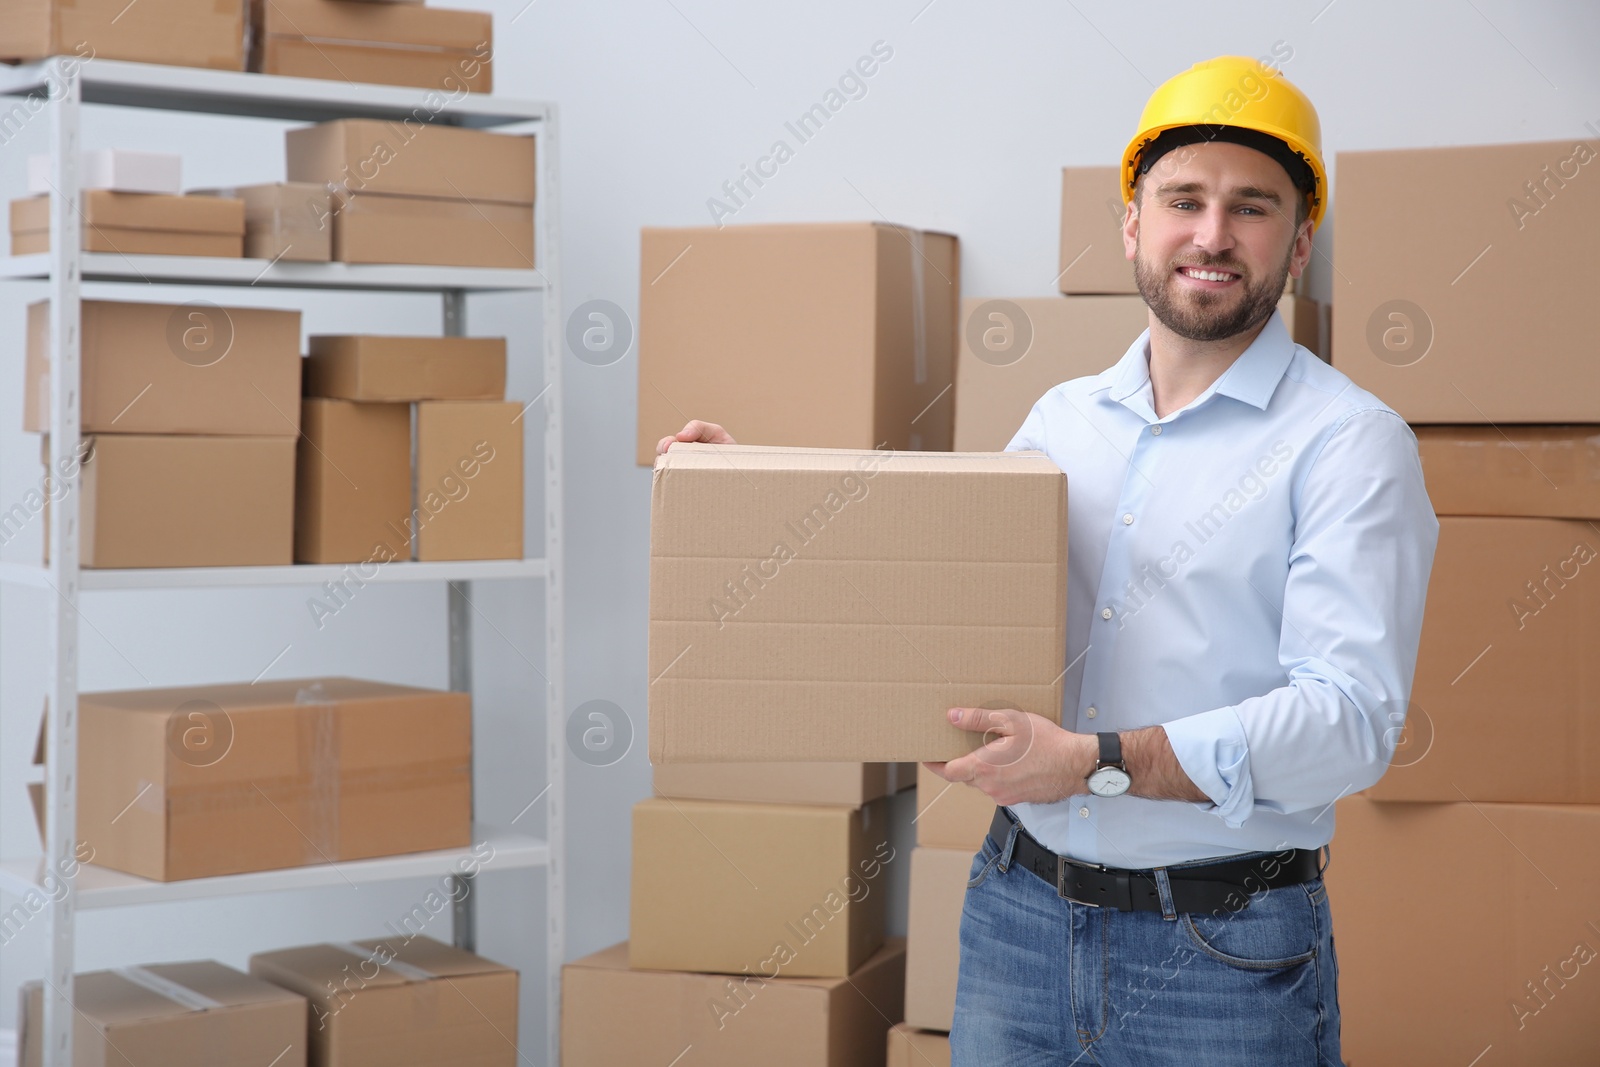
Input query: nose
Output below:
<box><xmin>1189</xmin><ymin>203</ymin><xmax>1237</xmax><ymax>259</ymax></box>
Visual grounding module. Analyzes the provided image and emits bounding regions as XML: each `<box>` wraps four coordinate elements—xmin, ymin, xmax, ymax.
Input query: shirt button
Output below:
<box><xmin>1078</xmin><ymin>807</ymin><xmax>1090</xmax><ymax>818</ymax></box>
<box><xmin>1151</xmin><ymin>425</ymin><xmax>1163</xmax><ymax>436</ymax></box>
<box><xmin>1086</xmin><ymin>706</ymin><xmax>1097</xmax><ymax>719</ymax></box>
<box><xmin>1101</xmin><ymin>607</ymin><xmax>1113</xmax><ymax>620</ymax></box>
<box><xmin>1122</xmin><ymin>513</ymin><xmax>1134</xmax><ymax>525</ymax></box>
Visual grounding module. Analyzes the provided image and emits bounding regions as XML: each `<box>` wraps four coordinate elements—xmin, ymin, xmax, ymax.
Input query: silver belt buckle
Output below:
<box><xmin>1056</xmin><ymin>855</ymin><xmax>1102</xmax><ymax>907</ymax></box>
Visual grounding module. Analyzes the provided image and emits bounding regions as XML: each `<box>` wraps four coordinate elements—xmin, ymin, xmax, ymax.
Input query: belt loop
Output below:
<box><xmin>1153</xmin><ymin>867</ymin><xmax>1178</xmax><ymax>921</ymax></box>
<box><xmin>997</xmin><ymin>808</ymin><xmax>1022</xmax><ymax>873</ymax></box>
<box><xmin>1318</xmin><ymin>844</ymin><xmax>1331</xmax><ymax>877</ymax></box>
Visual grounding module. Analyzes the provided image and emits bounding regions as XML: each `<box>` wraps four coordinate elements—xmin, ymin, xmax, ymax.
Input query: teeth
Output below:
<box><xmin>1181</xmin><ymin>267</ymin><xmax>1235</xmax><ymax>282</ymax></box>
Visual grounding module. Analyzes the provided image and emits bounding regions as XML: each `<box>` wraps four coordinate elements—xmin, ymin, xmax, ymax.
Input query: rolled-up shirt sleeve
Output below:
<box><xmin>1162</xmin><ymin>409</ymin><xmax>1439</xmax><ymax>824</ymax></box>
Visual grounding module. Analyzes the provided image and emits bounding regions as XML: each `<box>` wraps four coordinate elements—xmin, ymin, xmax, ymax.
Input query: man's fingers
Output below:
<box><xmin>947</xmin><ymin>706</ymin><xmax>1008</xmax><ymax>735</ymax></box>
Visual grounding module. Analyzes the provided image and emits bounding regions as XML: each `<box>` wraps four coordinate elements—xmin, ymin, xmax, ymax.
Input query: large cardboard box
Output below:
<box><xmin>0</xmin><ymin>0</ymin><xmax>244</xmax><ymax>68</ymax></box>
<box><xmin>329</xmin><ymin>191</ymin><xmax>533</xmax><ymax>268</ymax></box>
<box><xmin>11</xmin><ymin>191</ymin><xmax>245</xmax><ymax>257</ymax></box>
<box><xmin>636</xmin><ymin>223</ymin><xmax>959</xmax><ymax>466</ymax></box>
<box><xmin>63</xmin><ymin>678</ymin><xmax>470</xmax><ymax>880</ymax></box>
<box><xmin>191</xmin><ymin>183</ymin><xmax>332</xmax><ymax>262</ymax></box>
<box><xmin>286</xmin><ymin>120</ymin><xmax>535</xmax><ymax>205</ymax></box>
<box><xmin>1058</xmin><ymin>166</ymin><xmax>1136</xmax><ymax>295</ymax></box>
<box><xmin>914</xmin><ymin>763</ymin><xmax>994</xmax><ymax>851</ymax></box>
<box><xmin>20</xmin><ymin>961</ymin><xmax>307</xmax><ymax>1067</ymax></box>
<box><xmin>653</xmin><ymin>762</ymin><xmax>915</xmax><ymax>807</ymax></box>
<box><xmin>251</xmin><ymin>936</ymin><xmax>516</xmax><ymax>1067</ymax></box>
<box><xmin>1330</xmin><ymin>795</ymin><xmax>1600</xmax><ymax>1066</ymax></box>
<box><xmin>630</xmin><ymin>797</ymin><xmax>892</xmax><ymax>978</ymax></box>
<box><xmin>648</xmin><ymin>444</ymin><xmax>1068</xmax><ymax>762</ymax></box>
<box><xmin>25</xmin><ymin>298</ymin><xmax>302</xmax><ymax>436</ymax></box>
<box><xmin>412</xmin><ymin>401</ymin><xmax>523</xmax><ymax>561</ymax></box>
<box><xmin>904</xmin><ymin>846</ymin><xmax>967</xmax><ymax>1032</ymax></box>
<box><xmin>1333</xmin><ymin>140</ymin><xmax>1600</xmax><ymax>422</ymax></box>
<box><xmin>256</xmin><ymin>37</ymin><xmax>492</xmax><ymax>94</ymax></box>
<box><xmin>295</xmin><ymin>399</ymin><xmax>412</xmax><ymax>564</ymax></box>
<box><xmin>887</xmin><ymin>1024</ymin><xmax>951</xmax><ymax>1067</ymax></box>
<box><xmin>54</xmin><ymin>434</ymin><xmax>295</xmax><ymax>568</ymax></box>
<box><xmin>1416</xmin><ymin>425</ymin><xmax>1600</xmax><ymax>520</ymax></box>
<box><xmin>562</xmin><ymin>939</ymin><xmax>906</xmax><ymax>1067</ymax></box>
<box><xmin>306</xmin><ymin>335</ymin><xmax>507</xmax><ymax>401</ymax></box>
<box><xmin>1369</xmin><ymin>517</ymin><xmax>1599</xmax><ymax>803</ymax></box>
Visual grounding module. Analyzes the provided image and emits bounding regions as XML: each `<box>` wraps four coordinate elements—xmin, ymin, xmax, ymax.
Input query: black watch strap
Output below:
<box><xmin>1097</xmin><ymin>731</ymin><xmax>1124</xmax><ymax>768</ymax></box>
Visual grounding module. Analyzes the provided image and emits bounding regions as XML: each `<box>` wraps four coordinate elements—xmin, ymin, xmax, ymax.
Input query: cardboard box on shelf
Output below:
<box><xmin>38</xmin><ymin>677</ymin><xmax>470</xmax><ymax>881</ymax></box>
<box><xmin>653</xmin><ymin>761</ymin><xmax>916</xmax><ymax>807</ymax></box>
<box><xmin>648</xmin><ymin>444</ymin><xmax>1068</xmax><ymax>763</ymax></box>
<box><xmin>256</xmin><ymin>36</ymin><xmax>492</xmax><ymax>94</ymax></box>
<box><xmin>1330</xmin><ymin>795</ymin><xmax>1600</xmax><ymax>1066</ymax></box>
<box><xmin>1058</xmin><ymin>165</ymin><xmax>1136</xmax><ymax>295</ymax></box>
<box><xmin>0</xmin><ymin>0</ymin><xmax>244</xmax><ymax>68</ymax></box>
<box><xmin>11</xmin><ymin>191</ymin><xmax>245</xmax><ymax>257</ymax></box>
<box><xmin>636</xmin><ymin>223</ymin><xmax>959</xmax><ymax>466</ymax></box>
<box><xmin>251</xmin><ymin>0</ymin><xmax>490</xmax><ymax>49</ymax></box>
<box><xmin>296</xmin><ymin>399</ymin><xmax>412</xmax><ymax>564</ymax></box>
<box><xmin>905</xmin><ymin>846</ymin><xmax>968</xmax><ymax>1032</ymax></box>
<box><xmin>563</xmin><ymin>939</ymin><xmax>906</xmax><ymax>1067</ymax></box>
<box><xmin>251</xmin><ymin>936</ymin><xmax>516</xmax><ymax>1067</ymax></box>
<box><xmin>24</xmin><ymin>298</ymin><xmax>302</xmax><ymax>436</ymax></box>
<box><xmin>329</xmin><ymin>191</ymin><xmax>533</xmax><ymax>268</ymax></box>
<box><xmin>1416</xmin><ymin>425</ymin><xmax>1600</xmax><ymax>520</ymax></box>
<box><xmin>1368</xmin><ymin>517</ymin><xmax>1600</xmax><ymax>803</ymax></box>
<box><xmin>887</xmin><ymin>1023</ymin><xmax>951</xmax><ymax>1067</ymax></box>
<box><xmin>19</xmin><ymin>960</ymin><xmax>307</xmax><ymax>1067</ymax></box>
<box><xmin>1332</xmin><ymin>140</ymin><xmax>1600</xmax><ymax>422</ymax></box>
<box><xmin>305</xmin><ymin>335</ymin><xmax>507</xmax><ymax>401</ymax></box>
<box><xmin>412</xmin><ymin>401</ymin><xmax>523</xmax><ymax>561</ymax></box>
<box><xmin>914</xmin><ymin>764</ymin><xmax>994</xmax><ymax>851</ymax></box>
<box><xmin>630</xmin><ymin>797</ymin><xmax>891</xmax><ymax>978</ymax></box>
<box><xmin>190</xmin><ymin>183</ymin><xmax>333</xmax><ymax>262</ymax></box>
<box><xmin>26</xmin><ymin>149</ymin><xmax>182</xmax><ymax>195</ymax></box>
<box><xmin>286</xmin><ymin>119</ymin><xmax>535</xmax><ymax>205</ymax></box>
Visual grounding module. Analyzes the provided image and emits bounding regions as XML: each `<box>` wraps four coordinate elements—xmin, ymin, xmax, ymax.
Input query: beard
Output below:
<box><xmin>1134</xmin><ymin>237</ymin><xmax>1292</xmax><ymax>343</ymax></box>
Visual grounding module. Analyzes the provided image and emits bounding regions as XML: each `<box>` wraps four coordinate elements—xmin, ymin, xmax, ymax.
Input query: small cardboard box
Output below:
<box><xmin>27</xmin><ymin>149</ymin><xmax>182</xmax><ymax>195</ymax></box>
<box><xmin>305</xmin><ymin>335</ymin><xmax>507</xmax><ymax>401</ymax></box>
<box><xmin>25</xmin><ymin>298</ymin><xmax>302</xmax><ymax>436</ymax></box>
<box><xmin>1416</xmin><ymin>425</ymin><xmax>1600</xmax><ymax>520</ymax></box>
<box><xmin>295</xmin><ymin>399</ymin><xmax>412</xmax><ymax>564</ymax></box>
<box><xmin>412</xmin><ymin>401</ymin><xmax>523</xmax><ymax>561</ymax></box>
<box><xmin>1330</xmin><ymin>795</ymin><xmax>1600</xmax><ymax>1066</ymax></box>
<box><xmin>286</xmin><ymin>120</ymin><xmax>535</xmax><ymax>205</ymax></box>
<box><xmin>330</xmin><ymin>191</ymin><xmax>532</xmax><ymax>268</ymax></box>
<box><xmin>562</xmin><ymin>939</ymin><xmax>906</xmax><ymax>1067</ymax></box>
<box><xmin>630</xmin><ymin>797</ymin><xmax>892</xmax><ymax>978</ymax></box>
<box><xmin>636</xmin><ymin>222</ymin><xmax>959</xmax><ymax>466</ymax></box>
<box><xmin>10</xmin><ymin>191</ymin><xmax>245</xmax><ymax>256</ymax></box>
<box><xmin>1332</xmin><ymin>140</ymin><xmax>1600</xmax><ymax>422</ymax></box>
<box><xmin>887</xmin><ymin>1023</ymin><xmax>951</xmax><ymax>1067</ymax></box>
<box><xmin>653</xmin><ymin>761</ymin><xmax>915</xmax><ymax>807</ymax></box>
<box><xmin>648</xmin><ymin>444</ymin><xmax>1068</xmax><ymax>763</ymax></box>
<box><xmin>250</xmin><ymin>936</ymin><xmax>517</xmax><ymax>1067</ymax></box>
<box><xmin>53</xmin><ymin>678</ymin><xmax>470</xmax><ymax>881</ymax></box>
<box><xmin>0</xmin><ymin>0</ymin><xmax>244</xmax><ymax>68</ymax></box>
<box><xmin>19</xmin><ymin>961</ymin><xmax>307</xmax><ymax>1067</ymax></box>
<box><xmin>190</xmin><ymin>183</ymin><xmax>333</xmax><ymax>262</ymax></box>
<box><xmin>1368</xmin><ymin>516</ymin><xmax>1600</xmax><ymax>803</ymax></box>
<box><xmin>914</xmin><ymin>763</ymin><xmax>994</xmax><ymax>851</ymax></box>
<box><xmin>904</xmin><ymin>846</ymin><xmax>968</xmax><ymax>1031</ymax></box>
<box><xmin>251</xmin><ymin>0</ymin><xmax>489</xmax><ymax>49</ymax></box>
<box><xmin>255</xmin><ymin>37</ymin><xmax>492</xmax><ymax>94</ymax></box>
<box><xmin>1058</xmin><ymin>165</ymin><xmax>1136</xmax><ymax>295</ymax></box>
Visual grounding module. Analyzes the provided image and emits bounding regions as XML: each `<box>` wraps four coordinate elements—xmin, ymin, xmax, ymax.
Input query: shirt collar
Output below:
<box><xmin>1106</xmin><ymin>307</ymin><xmax>1297</xmax><ymax>416</ymax></box>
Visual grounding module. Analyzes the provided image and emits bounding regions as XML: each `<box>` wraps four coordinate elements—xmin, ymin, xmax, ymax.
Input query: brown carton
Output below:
<box><xmin>914</xmin><ymin>764</ymin><xmax>994</xmax><ymax>851</ymax></box>
<box><xmin>64</xmin><ymin>678</ymin><xmax>470</xmax><ymax>880</ymax></box>
<box><xmin>250</xmin><ymin>936</ymin><xmax>516</xmax><ymax>1067</ymax></box>
<box><xmin>636</xmin><ymin>222</ymin><xmax>959</xmax><ymax>466</ymax></box>
<box><xmin>1058</xmin><ymin>165</ymin><xmax>1136</xmax><ymax>295</ymax></box>
<box><xmin>562</xmin><ymin>939</ymin><xmax>906</xmax><ymax>1067</ymax></box>
<box><xmin>191</xmin><ymin>183</ymin><xmax>333</xmax><ymax>262</ymax></box>
<box><xmin>1416</xmin><ymin>425</ymin><xmax>1600</xmax><ymax>520</ymax></box>
<box><xmin>295</xmin><ymin>399</ymin><xmax>412</xmax><ymax>564</ymax></box>
<box><xmin>412</xmin><ymin>400</ymin><xmax>523</xmax><ymax>561</ymax></box>
<box><xmin>887</xmin><ymin>1023</ymin><xmax>951</xmax><ymax>1067</ymax></box>
<box><xmin>653</xmin><ymin>762</ymin><xmax>915</xmax><ymax>807</ymax></box>
<box><xmin>904</xmin><ymin>846</ymin><xmax>967</xmax><ymax>1031</ymax></box>
<box><xmin>305</xmin><ymin>335</ymin><xmax>507</xmax><ymax>401</ymax></box>
<box><xmin>648</xmin><ymin>444</ymin><xmax>1068</xmax><ymax>762</ymax></box>
<box><xmin>251</xmin><ymin>0</ymin><xmax>490</xmax><ymax>49</ymax></box>
<box><xmin>1369</xmin><ymin>517</ymin><xmax>1600</xmax><ymax>803</ymax></box>
<box><xmin>11</xmin><ymin>191</ymin><xmax>246</xmax><ymax>256</ymax></box>
<box><xmin>329</xmin><ymin>191</ymin><xmax>533</xmax><ymax>268</ymax></box>
<box><xmin>256</xmin><ymin>37</ymin><xmax>492</xmax><ymax>94</ymax></box>
<box><xmin>19</xmin><ymin>961</ymin><xmax>307</xmax><ymax>1067</ymax></box>
<box><xmin>1332</xmin><ymin>140</ymin><xmax>1600</xmax><ymax>422</ymax></box>
<box><xmin>630</xmin><ymin>797</ymin><xmax>892</xmax><ymax>978</ymax></box>
<box><xmin>286</xmin><ymin>120</ymin><xmax>535</xmax><ymax>205</ymax></box>
<box><xmin>0</xmin><ymin>0</ymin><xmax>244</xmax><ymax>69</ymax></box>
<box><xmin>25</xmin><ymin>298</ymin><xmax>302</xmax><ymax>436</ymax></box>
<box><xmin>1330</xmin><ymin>795</ymin><xmax>1600</xmax><ymax>1066</ymax></box>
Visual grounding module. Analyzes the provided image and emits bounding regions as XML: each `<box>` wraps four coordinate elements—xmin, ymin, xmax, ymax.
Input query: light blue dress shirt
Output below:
<box><xmin>1007</xmin><ymin>308</ymin><xmax>1438</xmax><ymax>870</ymax></box>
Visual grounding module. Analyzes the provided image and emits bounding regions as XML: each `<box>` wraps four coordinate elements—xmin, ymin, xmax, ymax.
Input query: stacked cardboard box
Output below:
<box><xmin>26</xmin><ymin>297</ymin><xmax>300</xmax><ymax>567</ymax></box>
<box><xmin>298</xmin><ymin>334</ymin><xmax>522</xmax><ymax>562</ymax></box>
<box><xmin>191</xmin><ymin>183</ymin><xmax>334</xmax><ymax>262</ymax></box>
<box><xmin>1329</xmin><ymin>140</ymin><xmax>1600</xmax><ymax>1065</ymax></box>
<box><xmin>286</xmin><ymin>120</ymin><xmax>535</xmax><ymax>269</ymax></box>
<box><xmin>0</xmin><ymin>0</ymin><xmax>244</xmax><ymax>68</ymax></box>
<box><xmin>249</xmin><ymin>0</ymin><xmax>493</xmax><ymax>93</ymax></box>
<box><xmin>886</xmin><ymin>1022</ymin><xmax>951</xmax><ymax>1067</ymax></box>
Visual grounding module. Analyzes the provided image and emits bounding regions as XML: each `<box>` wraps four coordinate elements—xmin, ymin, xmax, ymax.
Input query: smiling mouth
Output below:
<box><xmin>1176</xmin><ymin>265</ymin><xmax>1242</xmax><ymax>284</ymax></box>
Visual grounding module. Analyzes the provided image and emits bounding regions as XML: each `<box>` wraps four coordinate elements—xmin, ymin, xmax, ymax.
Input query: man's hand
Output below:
<box><xmin>924</xmin><ymin>706</ymin><xmax>1094</xmax><ymax>807</ymax></box>
<box><xmin>657</xmin><ymin>420</ymin><xmax>737</xmax><ymax>455</ymax></box>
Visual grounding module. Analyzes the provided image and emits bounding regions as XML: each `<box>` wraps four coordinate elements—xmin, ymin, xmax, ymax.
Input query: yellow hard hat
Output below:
<box><xmin>1122</xmin><ymin>56</ymin><xmax>1326</xmax><ymax>230</ymax></box>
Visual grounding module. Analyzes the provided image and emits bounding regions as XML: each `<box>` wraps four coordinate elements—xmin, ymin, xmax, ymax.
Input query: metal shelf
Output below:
<box><xmin>0</xmin><ymin>828</ymin><xmax>548</xmax><ymax>910</ymax></box>
<box><xmin>0</xmin><ymin>253</ymin><xmax>547</xmax><ymax>292</ymax></box>
<box><xmin>0</xmin><ymin>558</ymin><xmax>547</xmax><ymax>591</ymax></box>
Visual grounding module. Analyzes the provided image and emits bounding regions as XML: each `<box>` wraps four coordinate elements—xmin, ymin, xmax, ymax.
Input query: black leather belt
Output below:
<box><xmin>990</xmin><ymin>808</ymin><xmax>1321</xmax><ymax>915</ymax></box>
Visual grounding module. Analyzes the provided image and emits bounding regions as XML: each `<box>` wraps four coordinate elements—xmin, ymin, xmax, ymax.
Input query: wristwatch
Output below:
<box><xmin>1086</xmin><ymin>732</ymin><xmax>1131</xmax><ymax>797</ymax></box>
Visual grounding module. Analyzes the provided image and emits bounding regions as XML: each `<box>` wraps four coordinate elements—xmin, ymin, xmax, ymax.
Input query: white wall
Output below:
<box><xmin>2</xmin><ymin>0</ymin><xmax>1597</xmax><ymax>1054</ymax></box>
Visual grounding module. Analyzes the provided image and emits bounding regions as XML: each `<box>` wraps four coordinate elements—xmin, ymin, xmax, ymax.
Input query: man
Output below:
<box><xmin>660</xmin><ymin>55</ymin><xmax>1436</xmax><ymax>1065</ymax></box>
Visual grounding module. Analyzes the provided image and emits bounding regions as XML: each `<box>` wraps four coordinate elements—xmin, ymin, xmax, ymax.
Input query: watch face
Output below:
<box><xmin>1087</xmin><ymin>767</ymin><xmax>1131</xmax><ymax>798</ymax></box>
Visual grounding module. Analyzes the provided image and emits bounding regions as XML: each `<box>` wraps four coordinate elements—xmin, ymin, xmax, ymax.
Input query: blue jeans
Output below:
<box><xmin>950</xmin><ymin>817</ymin><xmax>1342</xmax><ymax>1066</ymax></box>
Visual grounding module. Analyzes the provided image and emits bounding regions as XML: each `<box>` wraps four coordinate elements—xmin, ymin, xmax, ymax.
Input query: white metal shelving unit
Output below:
<box><xmin>0</xmin><ymin>59</ymin><xmax>565</xmax><ymax>1066</ymax></box>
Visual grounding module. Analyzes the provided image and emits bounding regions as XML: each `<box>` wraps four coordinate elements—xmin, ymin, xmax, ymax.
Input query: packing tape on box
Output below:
<box><xmin>909</xmin><ymin>228</ymin><xmax>928</xmax><ymax>388</ymax></box>
<box><xmin>298</xmin><ymin>683</ymin><xmax>342</xmax><ymax>865</ymax></box>
<box><xmin>114</xmin><ymin>966</ymin><xmax>223</xmax><ymax>1012</ymax></box>
<box><xmin>328</xmin><ymin>941</ymin><xmax>443</xmax><ymax>1030</ymax></box>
